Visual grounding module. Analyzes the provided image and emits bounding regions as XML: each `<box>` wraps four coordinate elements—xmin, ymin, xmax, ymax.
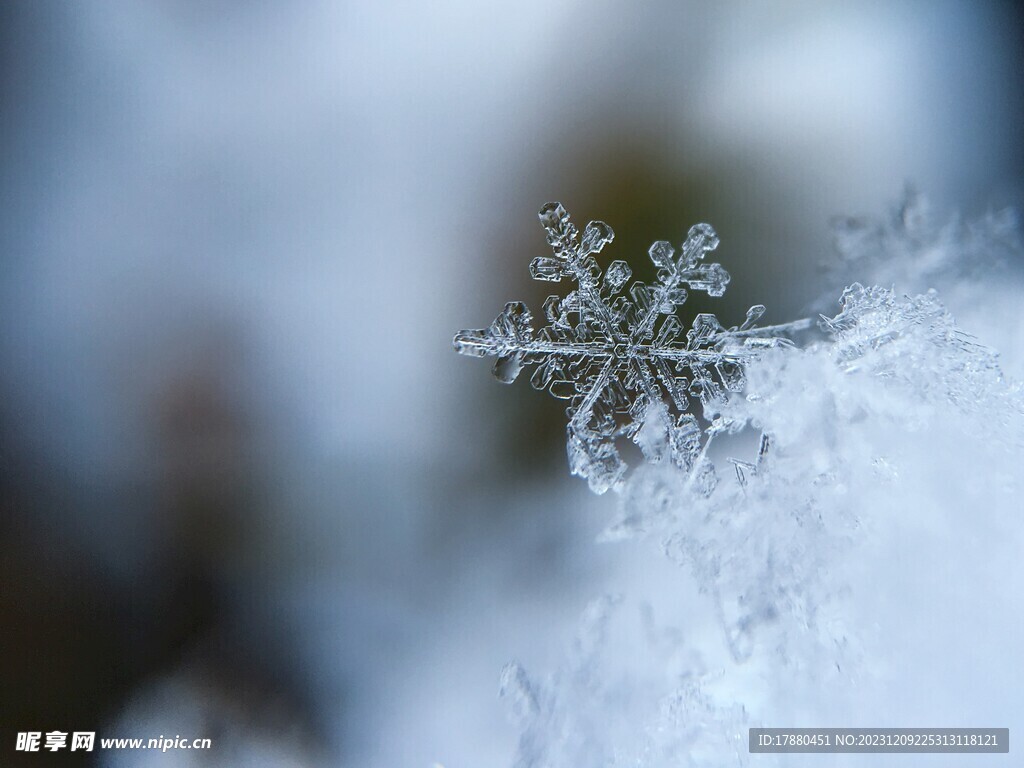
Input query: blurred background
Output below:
<box><xmin>1</xmin><ymin>1</ymin><xmax>1022</xmax><ymax>765</ymax></box>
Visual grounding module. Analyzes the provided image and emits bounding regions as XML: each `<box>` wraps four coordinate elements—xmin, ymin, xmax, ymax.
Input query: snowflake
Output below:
<box><xmin>453</xmin><ymin>202</ymin><xmax>808</xmax><ymax>493</ymax></box>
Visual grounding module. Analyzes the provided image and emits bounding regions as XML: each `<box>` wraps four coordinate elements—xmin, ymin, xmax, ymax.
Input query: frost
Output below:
<box><xmin>820</xmin><ymin>282</ymin><xmax>1014</xmax><ymax>420</ymax></box>
<box><xmin>824</xmin><ymin>189</ymin><xmax>1024</xmax><ymax>382</ymax></box>
<box><xmin>454</xmin><ymin>202</ymin><xmax>809</xmax><ymax>493</ymax></box>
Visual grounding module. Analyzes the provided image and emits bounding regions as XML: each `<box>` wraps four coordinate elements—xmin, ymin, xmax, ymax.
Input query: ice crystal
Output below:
<box><xmin>453</xmin><ymin>203</ymin><xmax>808</xmax><ymax>493</ymax></box>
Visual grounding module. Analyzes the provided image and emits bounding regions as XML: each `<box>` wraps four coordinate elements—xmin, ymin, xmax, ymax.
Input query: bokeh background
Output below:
<box><xmin>1</xmin><ymin>1</ymin><xmax>1022</xmax><ymax>765</ymax></box>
